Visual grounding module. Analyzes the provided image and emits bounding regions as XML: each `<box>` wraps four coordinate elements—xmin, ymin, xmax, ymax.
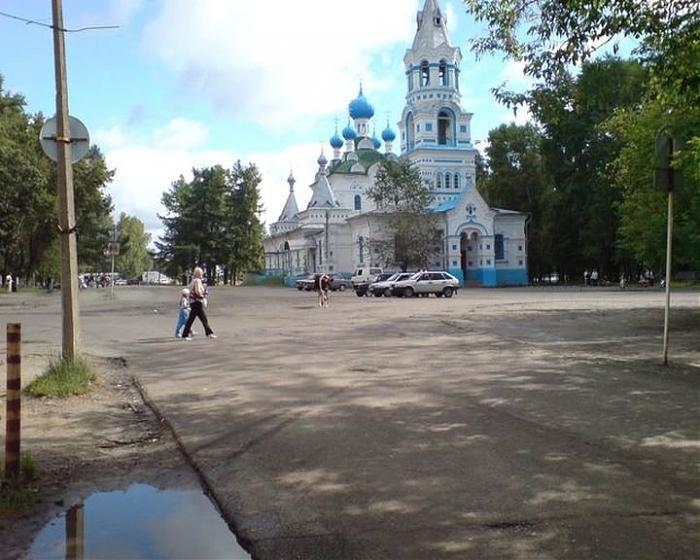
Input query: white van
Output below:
<box><xmin>351</xmin><ymin>267</ymin><xmax>383</xmax><ymax>286</ymax></box>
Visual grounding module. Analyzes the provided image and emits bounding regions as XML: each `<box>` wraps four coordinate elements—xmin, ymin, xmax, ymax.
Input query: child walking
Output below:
<box><xmin>175</xmin><ymin>288</ymin><xmax>190</xmax><ymax>338</ymax></box>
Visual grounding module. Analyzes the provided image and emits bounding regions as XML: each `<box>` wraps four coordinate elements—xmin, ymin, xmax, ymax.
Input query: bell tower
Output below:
<box><xmin>398</xmin><ymin>0</ymin><xmax>477</xmax><ymax>198</ymax></box>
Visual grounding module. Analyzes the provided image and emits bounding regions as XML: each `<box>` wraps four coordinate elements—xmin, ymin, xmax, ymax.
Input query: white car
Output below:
<box><xmin>351</xmin><ymin>267</ymin><xmax>383</xmax><ymax>286</ymax></box>
<box><xmin>368</xmin><ymin>272</ymin><xmax>415</xmax><ymax>297</ymax></box>
<box><xmin>392</xmin><ymin>271</ymin><xmax>459</xmax><ymax>298</ymax></box>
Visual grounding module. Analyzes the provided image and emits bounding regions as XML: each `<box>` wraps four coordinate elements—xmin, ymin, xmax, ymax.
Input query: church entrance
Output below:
<box><xmin>460</xmin><ymin>231</ymin><xmax>479</xmax><ymax>283</ymax></box>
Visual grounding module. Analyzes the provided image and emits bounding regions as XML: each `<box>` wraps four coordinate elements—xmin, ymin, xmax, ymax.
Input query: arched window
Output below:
<box><xmin>354</xmin><ymin>194</ymin><xmax>362</xmax><ymax>210</ymax></box>
<box><xmin>455</xmin><ymin>68</ymin><xmax>460</xmax><ymax>91</ymax></box>
<box><xmin>436</xmin><ymin>172</ymin><xmax>443</xmax><ymax>189</ymax></box>
<box><xmin>407</xmin><ymin>71</ymin><xmax>413</xmax><ymax>92</ymax></box>
<box><xmin>439</xmin><ymin>60</ymin><xmax>448</xmax><ymax>86</ymax></box>
<box><xmin>438</xmin><ymin>109</ymin><xmax>454</xmax><ymax>145</ymax></box>
<box><xmin>445</xmin><ymin>173</ymin><xmax>451</xmax><ymax>189</ymax></box>
<box><xmin>406</xmin><ymin>113</ymin><xmax>415</xmax><ymax>150</ymax></box>
<box><xmin>420</xmin><ymin>61</ymin><xmax>430</xmax><ymax>87</ymax></box>
<box><xmin>454</xmin><ymin>173</ymin><xmax>460</xmax><ymax>189</ymax></box>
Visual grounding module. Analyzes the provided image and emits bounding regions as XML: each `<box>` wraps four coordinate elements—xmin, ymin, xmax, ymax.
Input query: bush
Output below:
<box><xmin>25</xmin><ymin>357</ymin><xmax>96</xmax><ymax>398</ymax></box>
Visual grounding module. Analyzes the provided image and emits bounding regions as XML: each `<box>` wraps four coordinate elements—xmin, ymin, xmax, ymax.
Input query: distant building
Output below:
<box><xmin>263</xmin><ymin>0</ymin><xmax>528</xmax><ymax>286</ymax></box>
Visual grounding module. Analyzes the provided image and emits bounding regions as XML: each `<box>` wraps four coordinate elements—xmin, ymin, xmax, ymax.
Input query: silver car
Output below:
<box><xmin>368</xmin><ymin>272</ymin><xmax>415</xmax><ymax>297</ymax></box>
<box><xmin>392</xmin><ymin>271</ymin><xmax>459</xmax><ymax>298</ymax></box>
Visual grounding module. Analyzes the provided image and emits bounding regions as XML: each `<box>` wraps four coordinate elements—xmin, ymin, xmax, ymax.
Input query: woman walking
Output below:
<box><xmin>182</xmin><ymin>267</ymin><xmax>216</xmax><ymax>340</ymax></box>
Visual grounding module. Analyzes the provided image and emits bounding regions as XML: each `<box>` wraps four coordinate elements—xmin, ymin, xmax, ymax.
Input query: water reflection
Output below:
<box><xmin>27</xmin><ymin>484</ymin><xmax>250</xmax><ymax>559</ymax></box>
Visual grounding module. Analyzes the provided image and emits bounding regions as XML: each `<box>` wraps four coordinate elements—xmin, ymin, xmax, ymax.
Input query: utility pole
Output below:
<box><xmin>110</xmin><ymin>222</ymin><xmax>117</xmax><ymax>299</ymax></box>
<box><xmin>52</xmin><ymin>0</ymin><xmax>80</xmax><ymax>360</ymax></box>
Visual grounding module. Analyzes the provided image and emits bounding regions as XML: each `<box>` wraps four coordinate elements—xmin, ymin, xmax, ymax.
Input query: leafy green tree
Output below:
<box><xmin>365</xmin><ymin>158</ymin><xmax>438</xmax><ymax>271</ymax></box>
<box><xmin>115</xmin><ymin>213</ymin><xmax>152</xmax><ymax>279</ymax></box>
<box><xmin>157</xmin><ymin>162</ymin><xmax>265</xmax><ymax>283</ymax></box>
<box><xmin>480</xmin><ymin>123</ymin><xmax>550</xmax><ymax>279</ymax></box>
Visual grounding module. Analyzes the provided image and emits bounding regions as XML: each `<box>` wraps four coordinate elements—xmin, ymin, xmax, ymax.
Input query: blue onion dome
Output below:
<box><xmin>372</xmin><ymin>134</ymin><xmax>381</xmax><ymax>150</ymax></box>
<box><xmin>330</xmin><ymin>133</ymin><xmax>344</xmax><ymax>149</ymax></box>
<box><xmin>342</xmin><ymin>122</ymin><xmax>357</xmax><ymax>140</ymax></box>
<box><xmin>317</xmin><ymin>150</ymin><xmax>328</xmax><ymax>166</ymax></box>
<box><xmin>381</xmin><ymin>125</ymin><xmax>396</xmax><ymax>142</ymax></box>
<box><xmin>348</xmin><ymin>85</ymin><xmax>375</xmax><ymax>119</ymax></box>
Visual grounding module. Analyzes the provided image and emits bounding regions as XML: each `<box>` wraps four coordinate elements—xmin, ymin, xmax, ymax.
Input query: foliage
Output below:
<box><xmin>0</xmin><ymin>76</ymin><xmax>114</xmax><ymax>282</ymax></box>
<box><xmin>115</xmin><ymin>213</ymin><xmax>152</xmax><ymax>279</ymax></box>
<box><xmin>365</xmin><ymin>158</ymin><xmax>438</xmax><ymax>271</ymax></box>
<box><xmin>156</xmin><ymin>161</ymin><xmax>265</xmax><ymax>283</ymax></box>
<box><xmin>480</xmin><ymin>123</ymin><xmax>549</xmax><ymax>278</ymax></box>
<box><xmin>25</xmin><ymin>356</ymin><xmax>97</xmax><ymax>398</ymax></box>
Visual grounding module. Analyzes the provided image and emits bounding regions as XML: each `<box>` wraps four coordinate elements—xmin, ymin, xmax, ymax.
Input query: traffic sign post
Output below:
<box><xmin>655</xmin><ymin>127</ymin><xmax>683</xmax><ymax>366</ymax></box>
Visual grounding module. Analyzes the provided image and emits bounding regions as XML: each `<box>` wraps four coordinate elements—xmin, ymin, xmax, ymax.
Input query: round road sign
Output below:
<box><xmin>40</xmin><ymin>115</ymin><xmax>90</xmax><ymax>163</ymax></box>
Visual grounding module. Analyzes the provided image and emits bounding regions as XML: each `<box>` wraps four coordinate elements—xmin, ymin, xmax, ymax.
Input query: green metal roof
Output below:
<box><xmin>330</xmin><ymin>149</ymin><xmax>385</xmax><ymax>175</ymax></box>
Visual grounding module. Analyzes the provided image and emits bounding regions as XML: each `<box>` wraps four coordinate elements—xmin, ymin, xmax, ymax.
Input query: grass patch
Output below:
<box><xmin>0</xmin><ymin>453</ymin><xmax>41</xmax><ymax>516</ymax></box>
<box><xmin>25</xmin><ymin>356</ymin><xmax>96</xmax><ymax>398</ymax></box>
<box><xmin>0</xmin><ymin>486</ymin><xmax>39</xmax><ymax>516</ymax></box>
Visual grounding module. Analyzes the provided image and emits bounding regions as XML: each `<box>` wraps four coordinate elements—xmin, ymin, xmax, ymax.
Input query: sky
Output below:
<box><xmin>0</xmin><ymin>0</ymin><xmax>537</xmax><ymax>239</ymax></box>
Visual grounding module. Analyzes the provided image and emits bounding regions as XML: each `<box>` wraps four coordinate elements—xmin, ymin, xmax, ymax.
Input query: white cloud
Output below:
<box><xmin>444</xmin><ymin>2</ymin><xmax>458</xmax><ymax>34</ymax></box>
<box><xmin>141</xmin><ymin>0</ymin><xmax>418</xmax><ymax>130</ymax></box>
<box><xmin>498</xmin><ymin>60</ymin><xmax>531</xmax><ymax>88</ymax></box>
<box><xmin>153</xmin><ymin>118</ymin><xmax>208</xmax><ymax>150</ymax></box>
<box><xmin>98</xmin><ymin>120</ymin><xmax>322</xmax><ymax>238</ymax></box>
<box><xmin>499</xmin><ymin>102</ymin><xmax>532</xmax><ymax>127</ymax></box>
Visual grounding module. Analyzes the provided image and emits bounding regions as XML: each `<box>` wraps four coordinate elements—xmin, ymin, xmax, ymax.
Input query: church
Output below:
<box><xmin>262</xmin><ymin>0</ymin><xmax>529</xmax><ymax>287</ymax></box>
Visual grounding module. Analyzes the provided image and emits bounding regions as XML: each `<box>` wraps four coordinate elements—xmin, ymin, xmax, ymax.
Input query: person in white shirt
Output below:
<box><xmin>181</xmin><ymin>267</ymin><xmax>216</xmax><ymax>340</ymax></box>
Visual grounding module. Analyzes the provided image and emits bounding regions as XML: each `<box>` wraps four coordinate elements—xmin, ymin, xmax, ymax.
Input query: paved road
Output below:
<box><xmin>2</xmin><ymin>286</ymin><xmax>699</xmax><ymax>559</ymax></box>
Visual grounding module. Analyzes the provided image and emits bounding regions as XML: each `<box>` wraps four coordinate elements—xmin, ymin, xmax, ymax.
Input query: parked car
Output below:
<box><xmin>351</xmin><ymin>267</ymin><xmax>383</xmax><ymax>286</ymax></box>
<box><xmin>329</xmin><ymin>274</ymin><xmax>353</xmax><ymax>292</ymax></box>
<box><xmin>368</xmin><ymin>272</ymin><xmax>415</xmax><ymax>297</ymax></box>
<box><xmin>296</xmin><ymin>275</ymin><xmax>314</xmax><ymax>291</ymax></box>
<box><xmin>354</xmin><ymin>272</ymin><xmax>394</xmax><ymax>297</ymax></box>
<box><xmin>392</xmin><ymin>271</ymin><xmax>459</xmax><ymax>298</ymax></box>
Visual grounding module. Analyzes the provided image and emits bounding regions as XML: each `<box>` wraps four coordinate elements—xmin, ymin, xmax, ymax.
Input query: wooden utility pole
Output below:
<box><xmin>52</xmin><ymin>0</ymin><xmax>80</xmax><ymax>360</ymax></box>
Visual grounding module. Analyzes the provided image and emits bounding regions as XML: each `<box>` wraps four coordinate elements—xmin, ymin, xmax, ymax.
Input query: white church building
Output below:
<box><xmin>263</xmin><ymin>0</ymin><xmax>529</xmax><ymax>287</ymax></box>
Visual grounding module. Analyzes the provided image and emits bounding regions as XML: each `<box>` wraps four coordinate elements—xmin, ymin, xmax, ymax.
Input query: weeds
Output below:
<box><xmin>25</xmin><ymin>356</ymin><xmax>96</xmax><ymax>398</ymax></box>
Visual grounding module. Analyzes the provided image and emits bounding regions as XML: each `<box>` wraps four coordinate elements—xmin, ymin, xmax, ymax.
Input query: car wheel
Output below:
<box><xmin>384</xmin><ymin>288</ymin><xmax>392</xmax><ymax>297</ymax></box>
<box><xmin>356</xmin><ymin>291</ymin><xmax>364</xmax><ymax>297</ymax></box>
<box><xmin>339</xmin><ymin>284</ymin><xmax>346</xmax><ymax>292</ymax></box>
<box><xmin>443</xmin><ymin>287</ymin><xmax>454</xmax><ymax>298</ymax></box>
<box><xmin>435</xmin><ymin>292</ymin><xmax>443</xmax><ymax>298</ymax></box>
<box><xmin>404</xmin><ymin>287</ymin><xmax>415</xmax><ymax>298</ymax></box>
<box><xmin>374</xmin><ymin>291</ymin><xmax>382</xmax><ymax>297</ymax></box>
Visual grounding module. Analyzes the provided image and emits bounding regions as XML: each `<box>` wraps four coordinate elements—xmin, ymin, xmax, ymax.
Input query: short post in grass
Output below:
<box><xmin>4</xmin><ymin>323</ymin><xmax>22</xmax><ymax>483</ymax></box>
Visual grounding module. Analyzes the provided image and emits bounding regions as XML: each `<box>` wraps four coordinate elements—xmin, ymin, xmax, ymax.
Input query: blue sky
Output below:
<box><xmin>0</xmin><ymin>0</ymin><xmax>536</xmax><ymax>234</ymax></box>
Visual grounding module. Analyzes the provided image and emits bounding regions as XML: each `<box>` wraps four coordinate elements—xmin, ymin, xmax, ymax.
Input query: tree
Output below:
<box><xmin>156</xmin><ymin>162</ymin><xmax>265</xmax><ymax>283</ymax></box>
<box><xmin>365</xmin><ymin>158</ymin><xmax>438</xmax><ymax>271</ymax></box>
<box><xmin>115</xmin><ymin>213</ymin><xmax>152</xmax><ymax>279</ymax></box>
<box><xmin>480</xmin><ymin>123</ymin><xmax>550</xmax><ymax>280</ymax></box>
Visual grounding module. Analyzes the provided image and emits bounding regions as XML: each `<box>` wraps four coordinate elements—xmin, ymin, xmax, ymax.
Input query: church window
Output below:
<box><xmin>436</xmin><ymin>172</ymin><xmax>443</xmax><ymax>189</ymax></box>
<box><xmin>454</xmin><ymin>173</ymin><xmax>460</xmax><ymax>189</ymax></box>
<box><xmin>486</xmin><ymin>244</ymin><xmax>491</xmax><ymax>250</ymax></box>
<box><xmin>487</xmin><ymin>259</ymin><xmax>491</xmax><ymax>265</ymax></box>
<box><xmin>452</xmin><ymin>260</ymin><xmax>458</xmax><ymax>266</ymax></box>
<box><xmin>420</xmin><ymin>61</ymin><xmax>430</xmax><ymax>87</ymax></box>
<box><xmin>416</xmin><ymin>124</ymin><xmax>420</xmax><ymax>132</ymax></box>
<box><xmin>452</xmin><ymin>244</ymin><xmax>457</xmax><ymax>250</ymax></box>
<box><xmin>438</xmin><ymin>109</ymin><xmax>454</xmax><ymax>145</ymax></box>
<box><xmin>495</xmin><ymin>234</ymin><xmax>504</xmax><ymax>260</ymax></box>
<box><xmin>434</xmin><ymin>16</ymin><xmax>441</xmax><ymax>25</ymax></box>
<box><xmin>468</xmin><ymin>261</ymin><xmax>473</xmax><ymax>266</ymax></box>
<box><xmin>406</xmin><ymin>113</ymin><xmax>415</xmax><ymax>150</ymax></box>
<box><xmin>519</xmin><ymin>260</ymin><xmax>523</xmax><ymax>266</ymax></box>
<box><xmin>460</xmin><ymin>125</ymin><xmax>467</xmax><ymax>133</ymax></box>
<box><xmin>445</xmin><ymin>173</ymin><xmax>451</xmax><ymax>189</ymax></box>
<box><xmin>354</xmin><ymin>195</ymin><xmax>362</xmax><ymax>211</ymax></box>
<box><xmin>518</xmin><ymin>245</ymin><xmax>523</xmax><ymax>251</ymax></box>
<box><xmin>439</xmin><ymin>60</ymin><xmax>448</xmax><ymax>86</ymax></box>
<box><xmin>425</xmin><ymin>123</ymin><xmax>432</xmax><ymax>131</ymax></box>
<box><xmin>455</xmin><ymin>68</ymin><xmax>460</xmax><ymax>90</ymax></box>
<box><xmin>407</xmin><ymin>71</ymin><xmax>413</xmax><ymax>92</ymax></box>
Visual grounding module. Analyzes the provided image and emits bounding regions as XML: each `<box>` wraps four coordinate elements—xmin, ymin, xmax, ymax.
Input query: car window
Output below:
<box><xmin>430</xmin><ymin>273</ymin><xmax>443</xmax><ymax>280</ymax></box>
<box><xmin>385</xmin><ymin>273</ymin><xmax>400</xmax><ymax>281</ymax></box>
<box><xmin>370</xmin><ymin>268</ymin><xmax>382</xmax><ymax>275</ymax></box>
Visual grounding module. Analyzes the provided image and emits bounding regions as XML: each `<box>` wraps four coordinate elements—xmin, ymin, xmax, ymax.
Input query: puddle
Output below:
<box><xmin>25</xmin><ymin>484</ymin><xmax>251</xmax><ymax>559</ymax></box>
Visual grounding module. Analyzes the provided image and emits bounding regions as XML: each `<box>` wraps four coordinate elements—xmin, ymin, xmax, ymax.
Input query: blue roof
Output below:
<box><xmin>381</xmin><ymin>126</ymin><xmax>396</xmax><ymax>142</ymax></box>
<box><xmin>342</xmin><ymin>123</ymin><xmax>357</xmax><ymax>139</ymax></box>
<box><xmin>330</xmin><ymin>134</ymin><xmax>344</xmax><ymax>149</ymax></box>
<box><xmin>433</xmin><ymin>199</ymin><xmax>458</xmax><ymax>213</ymax></box>
<box><xmin>348</xmin><ymin>86</ymin><xmax>375</xmax><ymax>119</ymax></box>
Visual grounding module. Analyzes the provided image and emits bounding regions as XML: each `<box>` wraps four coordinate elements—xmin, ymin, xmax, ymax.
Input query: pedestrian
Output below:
<box><xmin>5</xmin><ymin>273</ymin><xmax>12</xmax><ymax>294</ymax></box>
<box><xmin>590</xmin><ymin>269</ymin><xmax>599</xmax><ymax>286</ymax></box>
<box><xmin>320</xmin><ymin>273</ymin><xmax>331</xmax><ymax>308</ymax></box>
<box><xmin>583</xmin><ymin>269</ymin><xmax>590</xmax><ymax>286</ymax></box>
<box><xmin>181</xmin><ymin>267</ymin><xmax>216</xmax><ymax>340</ymax></box>
<box><xmin>175</xmin><ymin>288</ymin><xmax>191</xmax><ymax>338</ymax></box>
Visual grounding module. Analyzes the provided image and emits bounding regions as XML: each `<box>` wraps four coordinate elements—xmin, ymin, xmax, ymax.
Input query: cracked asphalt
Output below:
<box><xmin>2</xmin><ymin>286</ymin><xmax>699</xmax><ymax>559</ymax></box>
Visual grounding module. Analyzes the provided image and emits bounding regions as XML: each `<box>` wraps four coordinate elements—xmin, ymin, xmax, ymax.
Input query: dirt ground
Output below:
<box><xmin>0</xmin><ymin>356</ymin><xmax>194</xmax><ymax>560</ymax></box>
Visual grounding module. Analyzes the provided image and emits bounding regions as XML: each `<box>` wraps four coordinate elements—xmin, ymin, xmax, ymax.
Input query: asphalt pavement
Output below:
<box><xmin>1</xmin><ymin>286</ymin><xmax>699</xmax><ymax>559</ymax></box>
